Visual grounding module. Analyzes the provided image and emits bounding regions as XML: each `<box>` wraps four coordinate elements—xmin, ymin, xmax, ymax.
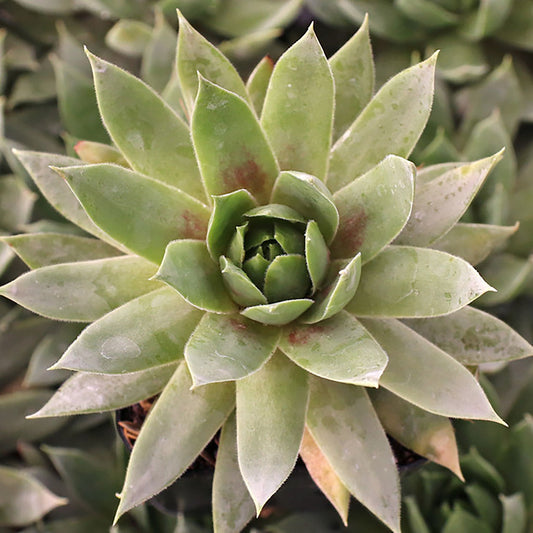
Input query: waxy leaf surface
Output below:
<box><xmin>53</xmin><ymin>288</ymin><xmax>202</xmax><ymax>373</ymax></box>
<box><xmin>305</xmin><ymin>220</ymin><xmax>329</xmax><ymax>292</ymax></box>
<box><xmin>241</xmin><ymin>299</ymin><xmax>313</xmax><ymax>325</ymax></box>
<box><xmin>192</xmin><ymin>79</ymin><xmax>278</xmax><ymax>205</ymax></box>
<box><xmin>88</xmin><ymin>52</ymin><xmax>205</xmax><ymax>201</ymax></box>
<box><xmin>362</xmin><ymin>319</ymin><xmax>504</xmax><ymax>423</ymax></box>
<box><xmin>261</xmin><ymin>25</ymin><xmax>334</xmax><ymax>180</ymax></box>
<box><xmin>237</xmin><ymin>353</ymin><xmax>308</xmax><ymax>513</ymax></box>
<box><xmin>281</xmin><ymin>311</ymin><xmax>387</xmax><ymax>386</ymax></box>
<box><xmin>220</xmin><ymin>257</ymin><xmax>267</xmax><ymax>307</ymax></box>
<box><xmin>246</xmin><ymin>56</ymin><xmax>274</xmax><ymax>116</ymax></box>
<box><xmin>0</xmin><ymin>256</ymin><xmax>157</xmax><ymax>322</ymax></box>
<box><xmin>328</xmin><ymin>54</ymin><xmax>436</xmax><ymax>192</ymax></box>
<box><xmin>347</xmin><ymin>246</ymin><xmax>494</xmax><ymax>317</ymax></box>
<box><xmin>57</xmin><ymin>164</ymin><xmax>210</xmax><ymax>264</ymax></box>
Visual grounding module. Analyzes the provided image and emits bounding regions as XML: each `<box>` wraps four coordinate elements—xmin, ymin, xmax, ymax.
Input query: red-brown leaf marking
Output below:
<box><xmin>334</xmin><ymin>208</ymin><xmax>368</xmax><ymax>256</ymax></box>
<box><xmin>181</xmin><ymin>210</ymin><xmax>208</xmax><ymax>240</ymax></box>
<box><xmin>222</xmin><ymin>153</ymin><xmax>268</xmax><ymax>200</ymax></box>
<box><xmin>288</xmin><ymin>325</ymin><xmax>324</xmax><ymax>345</ymax></box>
<box><xmin>229</xmin><ymin>318</ymin><xmax>247</xmax><ymax>331</ymax></box>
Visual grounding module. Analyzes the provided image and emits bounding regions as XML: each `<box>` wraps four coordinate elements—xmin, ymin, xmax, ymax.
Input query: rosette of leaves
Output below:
<box><xmin>1</xmin><ymin>14</ymin><xmax>532</xmax><ymax>533</ymax></box>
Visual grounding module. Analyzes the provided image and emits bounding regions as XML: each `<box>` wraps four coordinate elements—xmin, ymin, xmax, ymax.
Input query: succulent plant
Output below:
<box><xmin>1</xmin><ymin>12</ymin><xmax>532</xmax><ymax>533</ymax></box>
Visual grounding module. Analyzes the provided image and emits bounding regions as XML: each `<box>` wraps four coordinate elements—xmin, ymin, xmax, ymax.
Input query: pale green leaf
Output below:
<box><xmin>347</xmin><ymin>246</ymin><xmax>494</xmax><ymax>318</ymax></box>
<box><xmin>305</xmin><ymin>220</ymin><xmax>329</xmax><ymax>292</ymax></box>
<box><xmin>495</xmin><ymin>0</ymin><xmax>533</xmax><ymax>50</ymax></box>
<box><xmin>500</xmin><ymin>493</ymin><xmax>527</xmax><ymax>533</ymax></box>
<box><xmin>240</xmin><ymin>299</ymin><xmax>313</xmax><ymax>325</ymax></box>
<box><xmin>185</xmin><ymin>313</ymin><xmax>279</xmax><ymax>387</ymax></box>
<box><xmin>280</xmin><ymin>310</ymin><xmax>387</xmax><ymax>386</ymax></box>
<box><xmin>115</xmin><ymin>363</ymin><xmax>234</xmax><ymax>519</ymax></box>
<box><xmin>261</xmin><ymin>25</ymin><xmax>334</xmax><ymax>180</ymax></box>
<box><xmin>10</xmin><ymin>0</ymin><xmax>73</xmax><ymax>14</ymax></box>
<box><xmin>0</xmin><ymin>466</ymin><xmax>67</xmax><ymax>527</ymax></box>
<box><xmin>105</xmin><ymin>20</ymin><xmax>151</xmax><ymax>57</ymax></box>
<box><xmin>397</xmin><ymin>152</ymin><xmax>503</xmax><ymax>246</ymax></box>
<box><xmin>73</xmin><ymin>140</ymin><xmax>128</xmax><ymax>166</ymax></box>
<box><xmin>237</xmin><ymin>353</ymin><xmax>308</xmax><ymax>513</ymax></box>
<box><xmin>331</xmin><ymin>155</ymin><xmax>415</xmax><ymax>261</ymax></box>
<box><xmin>328</xmin><ymin>54</ymin><xmax>436</xmax><ymax>192</ymax></box>
<box><xmin>220</xmin><ymin>257</ymin><xmax>267</xmax><ymax>307</ymax></box>
<box><xmin>0</xmin><ymin>256</ymin><xmax>158</xmax><ymax>322</ymax></box>
<box><xmin>329</xmin><ymin>15</ymin><xmax>374</xmax><ymax>141</ymax></box>
<box><xmin>395</xmin><ymin>0</ymin><xmax>458</xmax><ymax>27</ymax></box>
<box><xmin>244</xmin><ymin>204</ymin><xmax>306</xmax><ymax>224</ymax></box>
<box><xmin>264</xmin><ymin>254</ymin><xmax>310</xmax><ymax>302</ymax></box>
<box><xmin>458</xmin><ymin>0</ymin><xmax>512</xmax><ymax>39</ymax></box>
<box><xmin>52</xmin><ymin>288</ymin><xmax>201</xmax><ymax>373</ymax></box>
<box><xmin>405</xmin><ymin>305</ymin><xmax>533</xmax><ymax>365</ymax></box>
<box><xmin>0</xmin><ymin>175</ymin><xmax>36</xmax><ymax>232</ymax></box>
<box><xmin>192</xmin><ymin>78</ymin><xmax>278</xmax><ymax>205</ymax></box>
<box><xmin>442</xmin><ymin>507</ymin><xmax>492</xmax><ymax>533</ymax></box>
<box><xmin>307</xmin><ymin>378</ymin><xmax>400</xmax><ymax>533</ymax></box>
<box><xmin>156</xmin><ymin>240</ymin><xmax>237</xmax><ymax>313</ymax></box>
<box><xmin>29</xmin><ymin>364</ymin><xmax>177</xmax><ymax>417</ymax></box>
<box><xmin>56</xmin><ymin>164</ymin><xmax>210</xmax><ymax>264</ymax></box>
<box><xmin>361</xmin><ymin>318</ymin><xmax>504</xmax><ymax>423</ymax></box>
<box><xmin>246</xmin><ymin>56</ymin><xmax>274</xmax><ymax>116</ymax></box>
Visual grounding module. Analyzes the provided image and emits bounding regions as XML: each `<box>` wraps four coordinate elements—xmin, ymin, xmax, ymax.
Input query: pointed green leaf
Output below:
<box><xmin>73</xmin><ymin>140</ymin><xmax>128</xmax><ymax>166</ymax></box>
<box><xmin>280</xmin><ymin>311</ymin><xmax>387</xmax><ymax>386</ymax></box>
<box><xmin>0</xmin><ymin>256</ymin><xmax>158</xmax><ymax>322</ymax></box>
<box><xmin>299</xmin><ymin>428</ymin><xmax>350</xmax><ymax>526</ymax></box>
<box><xmin>213</xmin><ymin>413</ymin><xmax>255</xmax><ymax>533</ymax></box>
<box><xmin>397</xmin><ymin>152</ymin><xmax>504</xmax><ymax>246</ymax></box>
<box><xmin>328</xmin><ymin>54</ymin><xmax>437</xmax><ymax>192</ymax></box>
<box><xmin>176</xmin><ymin>12</ymin><xmax>248</xmax><ymax>113</ymax></box>
<box><xmin>459</xmin><ymin>0</ymin><xmax>512</xmax><ymax>39</ymax></box>
<box><xmin>495</xmin><ymin>0</ymin><xmax>533</xmax><ymax>49</ymax></box>
<box><xmin>105</xmin><ymin>19</ymin><xmax>151</xmax><ymax>57</ymax></box>
<box><xmin>271</xmin><ymin>171</ymin><xmax>339</xmax><ymax>244</ymax></box>
<box><xmin>500</xmin><ymin>493</ymin><xmax>527</xmax><ymax>533</ymax></box>
<box><xmin>261</xmin><ymin>25</ymin><xmax>334</xmax><ymax>180</ymax></box>
<box><xmin>307</xmin><ymin>378</ymin><xmax>400</xmax><ymax>533</ymax></box>
<box><xmin>30</xmin><ymin>364</ymin><xmax>177</xmax><ymax>417</ymax></box>
<box><xmin>192</xmin><ymin>78</ymin><xmax>278</xmax><ymax>204</ymax></box>
<box><xmin>0</xmin><ymin>175</ymin><xmax>36</xmax><ymax>232</ymax></box>
<box><xmin>405</xmin><ymin>306</ymin><xmax>533</xmax><ymax>365</ymax></box>
<box><xmin>0</xmin><ymin>466</ymin><xmax>67</xmax><ymax>527</ymax></box>
<box><xmin>347</xmin><ymin>246</ymin><xmax>494</xmax><ymax>318</ymax></box>
<box><xmin>331</xmin><ymin>155</ymin><xmax>414</xmax><ymax>261</ymax></box>
<box><xmin>244</xmin><ymin>204</ymin><xmax>306</xmax><ymax>224</ymax></box>
<box><xmin>305</xmin><ymin>220</ymin><xmax>329</xmax><ymax>292</ymax></box>
<box><xmin>53</xmin><ymin>288</ymin><xmax>201</xmax><ymax>373</ymax></box>
<box><xmin>430</xmin><ymin>222</ymin><xmax>518</xmax><ymax>266</ymax></box>
<box><xmin>370</xmin><ymin>388</ymin><xmax>462</xmax><ymax>477</ymax></box>
<box><xmin>156</xmin><ymin>240</ymin><xmax>237</xmax><ymax>313</ymax></box>
<box><xmin>275</xmin><ymin>221</ymin><xmax>305</xmax><ymax>254</ymax></box>
<box><xmin>220</xmin><ymin>257</ymin><xmax>267</xmax><ymax>307</ymax></box>
<box><xmin>329</xmin><ymin>15</ymin><xmax>374</xmax><ymax>141</ymax></box>
<box><xmin>396</xmin><ymin>0</ymin><xmax>458</xmax><ymax>27</ymax></box>
<box><xmin>227</xmin><ymin>223</ymin><xmax>247</xmax><ymax>266</ymax></box>
<box><xmin>302</xmin><ymin>254</ymin><xmax>362</xmax><ymax>323</ymax></box>
<box><xmin>185</xmin><ymin>313</ymin><xmax>279</xmax><ymax>387</ymax></box>
<box><xmin>237</xmin><ymin>353</ymin><xmax>308</xmax><ymax>513</ymax></box>
<box><xmin>403</xmin><ymin>497</ymin><xmax>431</xmax><ymax>533</ymax></box>
<box><xmin>264</xmin><ymin>254</ymin><xmax>310</xmax><ymax>302</ymax></box>
<box><xmin>3</xmin><ymin>233</ymin><xmax>121</xmax><ymax>269</ymax></box>
<box><xmin>115</xmin><ymin>364</ymin><xmax>234</xmax><ymax>518</ymax></box>
<box><xmin>361</xmin><ymin>318</ymin><xmax>504</xmax><ymax>423</ymax></box>
<box><xmin>207</xmin><ymin>190</ymin><xmax>257</xmax><ymax>260</ymax></box>
<box><xmin>246</xmin><ymin>56</ymin><xmax>274</xmax><ymax>116</ymax></box>
<box><xmin>87</xmin><ymin>51</ymin><xmax>205</xmax><ymax>201</ymax></box>
<box><xmin>56</xmin><ymin>164</ymin><xmax>210</xmax><ymax>264</ymax></box>
<box><xmin>442</xmin><ymin>507</ymin><xmax>492</xmax><ymax>533</ymax></box>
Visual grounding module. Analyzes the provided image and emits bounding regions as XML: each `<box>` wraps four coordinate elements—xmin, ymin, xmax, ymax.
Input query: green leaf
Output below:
<box><xmin>327</xmin><ymin>54</ymin><xmax>437</xmax><ymax>192</ymax></box>
<box><xmin>331</xmin><ymin>155</ymin><xmax>415</xmax><ymax>261</ymax></box>
<box><xmin>236</xmin><ymin>353</ymin><xmax>308</xmax><ymax>513</ymax></box>
<box><xmin>305</xmin><ymin>221</ymin><xmax>329</xmax><ymax>292</ymax></box>
<box><xmin>246</xmin><ymin>56</ymin><xmax>274</xmax><ymax>116</ymax></box>
<box><xmin>405</xmin><ymin>306</ymin><xmax>533</xmax><ymax>365</ymax></box>
<box><xmin>370</xmin><ymin>388</ymin><xmax>462</xmax><ymax>477</ymax></box>
<box><xmin>261</xmin><ymin>25</ymin><xmax>334</xmax><ymax>180</ymax></box>
<box><xmin>115</xmin><ymin>363</ymin><xmax>234</xmax><ymax>519</ymax></box>
<box><xmin>264</xmin><ymin>254</ymin><xmax>310</xmax><ymax>302</ymax></box>
<box><xmin>271</xmin><ymin>171</ymin><xmax>339</xmax><ymax>244</ymax></box>
<box><xmin>156</xmin><ymin>240</ymin><xmax>237</xmax><ymax>313</ymax></box>
<box><xmin>29</xmin><ymin>364</ymin><xmax>177</xmax><ymax>417</ymax></box>
<box><xmin>302</xmin><ymin>254</ymin><xmax>362</xmax><ymax>323</ymax></box>
<box><xmin>73</xmin><ymin>140</ymin><xmax>128</xmax><ymax>166</ymax></box>
<box><xmin>442</xmin><ymin>506</ymin><xmax>492</xmax><ymax>533</ymax></box>
<box><xmin>244</xmin><ymin>204</ymin><xmax>306</xmax><ymax>224</ymax></box>
<box><xmin>346</xmin><ymin>246</ymin><xmax>494</xmax><ymax>318</ymax></box>
<box><xmin>430</xmin><ymin>223</ymin><xmax>518</xmax><ymax>266</ymax></box>
<box><xmin>0</xmin><ymin>176</ymin><xmax>36</xmax><ymax>232</ymax></box>
<box><xmin>458</xmin><ymin>0</ymin><xmax>512</xmax><ymax>39</ymax></box>
<box><xmin>397</xmin><ymin>152</ymin><xmax>504</xmax><ymax>246</ymax></box>
<box><xmin>361</xmin><ymin>318</ymin><xmax>504</xmax><ymax>423</ymax></box>
<box><xmin>0</xmin><ymin>256</ymin><xmax>158</xmax><ymax>322</ymax></box>
<box><xmin>213</xmin><ymin>413</ymin><xmax>255</xmax><ymax>533</ymax></box>
<box><xmin>395</xmin><ymin>0</ymin><xmax>458</xmax><ymax>27</ymax></box>
<box><xmin>3</xmin><ymin>233</ymin><xmax>121</xmax><ymax>269</ymax></box>
<box><xmin>329</xmin><ymin>15</ymin><xmax>374</xmax><ymax>141</ymax></box>
<box><xmin>299</xmin><ymin>428</ymin><xmax>350</xmax><ymax>526</ymax></box>
<box><xmin>241</xmin><ymin>299</ymin><xmax>313</xmax><ymax>325</ymax></box>
<box><xmin>500</xmin><ymin>493</ymin><xmax>527</xmax><ymax>533</ymax></box>
<box><xmin>185</xmin><ymin>313</ymin><xmax>279</xmax><ymax>387</ymax></box>
<box><xmin>280</xmin><ymin>310</ymin><xmax>387</xmax><ymax>386</ymax></box>
<box><xmin>207</xmin><ymin>190</ymin><xmax>257</xmax><ymax>260</ymax></box>
<box><xmin>105</xmin><ymin>20</ymin><xmax>151</xmax><ymax>57</ymax></box>
<box><xmin>495</xmin><ymin>0</ymin><xmax>533</xmax><ymax>49</ymax></box>
<box><xmin>87</xmin><ymin>51</ymin><xmax>205</xmax><ymax>201</ymax></box>
<box><xmin>52</xmin><ymin>288</ymin><xmax>201</xmax><ymax>373</ymax></box>
<box><xmin>0</xmin><ymin>466</ymin><xmax>66</xmax><ymax>527</ymax></box>
<box><xmin>192</xmin><ymin>78</ymin><xmax>278</xmax><ymax>205</ymax></box>
<box><xmin>403</xmin><ymin>497</ymin><xmax>431</xmax><ymax>533</ymax></box>
<box><xmin>307</xmin><ymin>378</ymin><xmax>400</xmax><ymax>533</ymax></box>
<box><xmin>9</xmin><ymin>0</ymin><xmax>73</xmax><ymax>14</ymax></box>
<box><xmin>56</xmin><ymin>164</ymin><xmax>210</xmax><ymax>264</ymax></box>
<box><xmin>176</xmin><ymin>11</ymin><xmax>248</xmax><ymax>113</ymax></box>
<box><xmin>220</xmin><ymin>257</ymin><xmax>267</xmax><ymax>307</ymax></box>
